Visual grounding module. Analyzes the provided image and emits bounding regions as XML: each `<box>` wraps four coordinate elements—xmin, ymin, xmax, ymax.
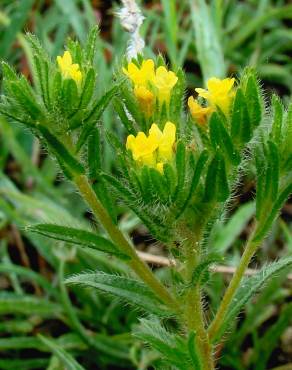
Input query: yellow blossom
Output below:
<box><xmin>134</xmin><ymin>86</ymin><xmax>154</xmax><ymax>117</ymax></box>
<box><xmin>188</xmin><ymin>96</ymin><xmax>213</xmax><ymax>124</ymax></box>
<box><xmin>195</xmin><ymin>77</ymin><xmax>235</xmax><ymax>116</ymax></box>
<box><xmin>126</xmin><ymin>122</ymin><xmax>176</xmax><ymax>171</ymax></box>
<box><xmin>153</xmin><ymin>66</ymin><xmax>178</xmax><ymax>104</ymax></box>
<box><xmin>57</xmin><ymin>51</ymin><xmax>82</xmax><ymax>84</ymax></box>
<box><xmin>123</xmin><ymin>59</ymin><xmax>155</xmax><ymax>87</ymax></box>
<box><xmin>156</xmin><ymin>162</ymin><xmax>164</xmax><ymax>174</ymax></box>
<box><xmin>149</xmin><ymin>121</ymin><xmax>176</xmax><ymax>161</ymax></box>
<box><xmin>126</xmin><ymin>131</ymin><xmax>159</xmax><ymax>166</ymax></box>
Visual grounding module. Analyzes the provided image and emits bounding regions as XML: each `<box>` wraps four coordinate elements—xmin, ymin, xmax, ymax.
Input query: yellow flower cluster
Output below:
<box><xmin>188</xmin><ymin>77</ymin><xmax>235</xmax><ymax>124</ymax></box>
<box><xmin>57</xmin><ymin>51</ymin><xmax>82</xmax><ymax>84</ymax></box>
<box><xmin>123</xmin><ymin>59</ymin><xmax>178</xmax><ymax>116</ymax></box>
<box><xmin>126</xmin><ymin>121</ymin><xmax>176</xmax><ymax>173</ymax></box>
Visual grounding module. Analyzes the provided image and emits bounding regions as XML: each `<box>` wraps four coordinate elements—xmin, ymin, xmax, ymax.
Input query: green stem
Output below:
<box><xmin>185</xmin><ymin>288</ymin><xmax>214</xmax><ymax>370</ymax></box>
<box><xmin>183</xmin><ymin>239</ymin><xmax>214</xmax><ymax>370</ymax></box>
<box><xmin>74</xmin><ymin>174</ymin><xmax>179</xmax><ymax>311</ymax></box>
<box><xmin>208</xmin><ymin>223</ymin><xmax>261</xmax><ymax>341</ymax></box>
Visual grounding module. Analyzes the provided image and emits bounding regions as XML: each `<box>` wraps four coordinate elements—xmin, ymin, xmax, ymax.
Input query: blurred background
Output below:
<box><xmin>0</xmin><ymin>1</ymin><xmax>291</xmax><ymax>369</ymax></box>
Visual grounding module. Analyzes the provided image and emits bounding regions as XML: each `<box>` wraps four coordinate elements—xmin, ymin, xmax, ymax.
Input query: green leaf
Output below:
<box><xmin>38</xmin><ymin>335</ymin><xmax>85</xmax><ymax>370</ymax></box>
<box><xmin>66</xmin><ymin>272</ymin><xmax>170</xmax><ymax>316</ymax></box>
<box><xmin>267</xmin><ymin>140</ymin><xmax>279</xmax><ymax>201</ymax></box>
<box><xmin>0</xmin><ymin>293</ymin><xmax>63</xmax><ymax>317</ymax></box>
<box><xmin>37</xmin><ymin>125</ymin><xmax>85</xmax><ymax>176</ymax></box>
<box><xmin>32</xmin><ymin>54</ymin><xmax>51</xmax><ymax>109</ymax></box>
<box><xmin>78</xmin><ymin>67</ymin><xmax>96</xmax><ymax>109</ymax></box>
<box><xmin>209</xmin><ymin>113</ymin><xmax>240</xmax><ymax>165</ymax></box>
<box><xmin>187</xmin><ymin>332</ymin><xmax>202</xmax><ymax>370</ymax></box>
<box><xmin>26</xmin><ymin>224</ymin><xmax>130</xmax><ymax>260</ymax></box>
<box><xmin>113</xmin><ymin>98</ymin><xmax>136</xmax><ymax>134</ymax></box>
<box><xmin>204</xmin><ymin>154</ymin><xmax>229</xmax><ymax>202</ymax></box>
<box><xmin>253</xmin><ymin>183</ymin><xmax>292</xmax><ymax>242</ymax></box>
<box><xmin>0</xmin><ymin>358</ymin><xmax>48</xmax><ymax>370</ymax></box>
<box><xmin>84</xmin><ymin>26</ymin><xmax>99</xmax><ymax>64</ymax></box>
<box><xmin>190</xmin><ymin>254</ymin><xmax>223</xmax><ymax>286</ymax></box>
<box><xmin>87</xmin><ymin>128</ymin><xmax>101</xmax><ymax>180</ymax></box>
<box><xmin>176</xmin><ymin>150</ymin><xmax>208</xmax><ymax>219</ymax></box>
<box><xmin>271</xmin><ymin>94</ymin><xmax>284</xmax><ymax>145</ymax></box>
<box><xmin>255</xmin><ymin>145</ymin><xmax>266</xmax><ymax>220</ymax></box>
<box><xmin>189</xmin><ymin>0</ymin><xmax>226</xmax><ymax>82</ymax></box>
<box><xmin>214</xmin><ymin>255</ymin><xmax>292</xmax><ymax>343</ymax></box>
<box><xmin>149</xmin><ymin>168</ymin><xmax>169</xmax><ymax>203</ymax></box>
<box><xmin>163</xmin><ymin>163</ymin><xmax>177</xmax><ymax>198</ymax></box>
<box><xmin>231</xmin><ymin>88</ymin><xmax>251</xmax><ymax>144</ymax></box>
<box><xmin>61</xmin><ymin>78</ymin><xmax>79</xmax><ymax>116</ymax></box>
<box><xmin>244</xmin><ymin>72</ymin><xmax>262</xmax><ymax>128</ymax></box>
<box><xmin>173</xmin><ymin>141</ymin><xmax>186</xmax><ymax>203</ymax></box>
<box><xmin>134</xmin><ymin>319</ymin><xmax>191</xmax><ymax>369</ymax></box>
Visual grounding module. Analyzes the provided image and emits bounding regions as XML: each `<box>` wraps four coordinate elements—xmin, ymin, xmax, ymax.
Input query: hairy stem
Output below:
<box><xmin>183</xmin><ymin>239</ymin><xmax>214</xmax><ymax>370</ymax></box>
<box><xmin>185</xmin><ymin>288</ymin><xmax>214</xmax><ymax>370</ymax></box>
<box><xmin>74</xmin><ymin>174</ymin><xmax>179</xmax><ymax>311</ymax></box>
<box><xmin>208</xmin><ymin>223</ymin><xmax>261</xmax><ymax>341</ymax></box>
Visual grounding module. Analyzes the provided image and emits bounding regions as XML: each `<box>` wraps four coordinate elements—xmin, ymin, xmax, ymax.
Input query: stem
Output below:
<box><xmin>208</xmin><ymin>223</ymin><xmax>261</xmax><ymax>341</ymax></box>
<box><xmin>74</xmin><ymin>174</ymin><xmax>179</xmax><ymax>311</ymax></box>
<box><xmin>183</xmin><ymin>239</ymin><xmax>214</xmax><ymax>370</ymax></box>
<box><xmin>185</xmin><ymin>287</ymin><xmax>214</xmax><ymax>370</ymax></box>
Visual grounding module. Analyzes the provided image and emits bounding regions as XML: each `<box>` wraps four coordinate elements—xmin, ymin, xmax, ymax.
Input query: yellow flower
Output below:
<box><xmin>134</xmin><ymin>86</ymin><xmax>155</xmax><ymax>117</ymax></box>
<box><xmin>149</xmin><ymin>121</ymin><xmax>176</xmax><ymax>161</ymax></box>
<box><xmin>153</xmin><ymin>66</ymin><xmax>178</xmax><ymax>105</ymax></box>
<box><xmin>156</xmin><ymin>162</ymin><xmax>164</xmax><ymax>174</ymax></box>
<box><xmin>57</xmin><ymin>51</ymin><xmax>82</xmax><ymax>84</ymax></box>
<box><xmin>126</xmin><ymin>122</ymin><xmax>176</xmax><ymax>171</ymax></box>
<box><xmin>123</xmin><ymin>59</ymin><xmax>155</xmax><ymax>87</ymax></box>
<box><xmin>195</xmin><ymin>77</ymin><xmax>235</xmax><ymax>116</ymax></box>
<box><xmin>126</xmin><ymin>131</ymin><xmax>159</xmax><ymax>166</ymax></box>
<box><xmin>188</xmin><ymin>96</ymin><xmax>213</xmax><ymax>124</ymax></box>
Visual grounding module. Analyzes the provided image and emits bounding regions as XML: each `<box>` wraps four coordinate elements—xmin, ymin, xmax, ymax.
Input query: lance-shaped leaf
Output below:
<box><xmin>253</xmin><ymin>182</ymin><xmax>292</xmax><ymax>242</ymax></box>
<box><xmin>189</xmin><ymin>0</ymin><xmax>226</xmax><ymax>82</ymax></box>
<box><xmin>204</xmin><ymin>153</ymin><xmax>229</xmax><ymax>202</ymax></box>
<box><xmin>0</xmin><ymin>293</ymin><xmax>63</xmax><ymax>317</ymax></box>
<box><xmin>175</xmin><ymin>150</ymin><xmax>208</xmax><ymax>219</ymax></box>
<box><xmin>78</xmin><ymin>68</ymin><xmax>96</xmax><ymax>110</ymax></box>
<box><xmin>172</xmin><ymin>141</ymin><xmax>186</xmax><ymax>204</ymax></box>
<box><xmin>212</xmin><ymin>255</ymin><xmax>292</xmax><ymax>343</ymax></box>
<box><xmin>26</xmin><ymin>224</ymin><xmax>130</xmax><ymax>260</ymax></box>
<box><xmin>271</xmin><ymin>94</ymin><xmax>284</xmax><ymax>145</ymax></box>
<box><xmin>66</xmin><ymin>272</ymin><xmax>170</xmax><ymax>316</ymax></box>
<box><xmin>190</xmin><ymin>254</ymin><xmax>223</xmax><ymax>286</ymax></box>
<box><xmin>61</xmin><ymin>78</ymin><xmax>79</xmax><ymax>116</ymax></box>
<box><xmin>37</xmin><ymin>125</ymin><xmax>85</xmax><ymax>176</ymax></box>
<box><xmin>255</xmin><ymin>140</ymin><xmax>280</xmax><ymax>222</ymax></box>
<box><xmin>149</xmin><ymin>168</ymin><xmax>169</xmax><ymax>204</ymax></box>
<box><xmin>113</xmin><ymin>98</ymin><xmax>136</xmax><ymax>134</ymax></box>
<box><xmin>88</xmin><ymin>128</ymin><xmax>102</xmax><ymax>180</ymax></box>
<box><xmin>38</xmin><ymin>335</ymin><xmax>85</xmax><ymax>370</ymax></box>
<box><xmin>134</xmin><ymin>319</ymin><xmax>191</xmax><ymax>369</ymax></box>
<box><xmin>209</xmin><ymin>113</ymin><xmax>241</xmax><ymax>165</ymax></box>
<box><xmin>244</xmin><ymin>72</ymin><xmax>262</xmax><ymax>128</ymax></box>
<box><xmin>102</xmin><ymin>173</ymin><xmax>170</xmax><ymax>242</ymax></box>
<box><xmin>187</xmin><ymin>332</ymin><xmax>202</xmax><ymax>370</ymax></box>
<box><xmin>231</xmin><ymin>88</ymin><xmax>251</xmax><ymax>144</ymax></box>
<box><xmin>84</xmin><ymin>26</ymin><xmax>99</xmax><ymax>64</ymax></box>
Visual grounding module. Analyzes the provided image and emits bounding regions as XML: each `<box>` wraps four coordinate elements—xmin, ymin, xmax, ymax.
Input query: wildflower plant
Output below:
<box><xmin>0</xmin><ymin>28</ymin><xmax>291</xmax><ymax>369</ymax></box>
